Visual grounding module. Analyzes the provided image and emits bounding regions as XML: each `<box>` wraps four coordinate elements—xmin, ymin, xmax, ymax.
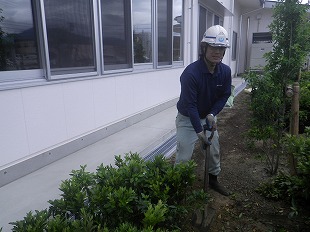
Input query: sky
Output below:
<box><xmin>269</xmin><ymin>0</ymin><xmax>309</xmax><ymax>3</ymax></box>
<box><xmin>1</xmin><ymin>0</ymin><xmax>33</xmax><ymax>34</ymax></box>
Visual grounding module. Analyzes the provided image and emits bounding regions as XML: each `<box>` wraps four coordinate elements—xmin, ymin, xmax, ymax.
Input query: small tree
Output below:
<box><xmin>245</xmin><ymin>0</ymin><xmax>310</xmax><ymax>174</ymax></box>
<box><xmin>267</xmin><ymin>0</ymin><xmax>310</xmax><ymax>84</ymax></box>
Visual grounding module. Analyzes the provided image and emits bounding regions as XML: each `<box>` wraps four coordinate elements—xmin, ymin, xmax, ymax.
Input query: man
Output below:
<box><xmin>175</xmin><ymin>25</ymin><xmax>232</xmax><ymax>196</ymax></box>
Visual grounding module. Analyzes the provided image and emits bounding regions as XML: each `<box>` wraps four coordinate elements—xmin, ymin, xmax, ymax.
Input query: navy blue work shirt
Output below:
<box><xmin>177</xmin><ymin>58</ymin><xmax>232</xmax><ymax>133</ymax></box>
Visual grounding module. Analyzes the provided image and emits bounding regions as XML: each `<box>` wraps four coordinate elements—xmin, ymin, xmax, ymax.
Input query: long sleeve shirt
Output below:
<box><xmin>176</xmin><ymin>58</ymin><xmax>232</xmax><ymax>133</ymax></box>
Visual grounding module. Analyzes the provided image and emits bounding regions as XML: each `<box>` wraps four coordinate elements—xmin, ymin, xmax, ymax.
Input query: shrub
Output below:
<box><xmin>256</xmin><ymin>129</ymin><xmax>310</xmax><ymax>215</ymax></box>
<box><xmin>10</xmin><ymin>153</ymin><xmax>201</xmax><ymax>232</ymax></box>
<box><xmin>244</xmin><ymin>0</ymin><xmax>310</xmax><ymax>176</ymax></box>
<box><xmin>300</xmin><ymin>72</ymin><xmax>310</xmax><ymax>133</ymax></box>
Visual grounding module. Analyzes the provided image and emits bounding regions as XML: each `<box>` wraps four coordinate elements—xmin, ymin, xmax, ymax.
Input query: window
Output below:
<box><xmin>199</xmin><ymin>7</ymin><xmax>206</xmax><ymax>57</ymax></box>
<box><xmin>207</xmin><ymin>11</ymin><xmax>213</xmax><ymax>28</ymax></box>
<box><xmin>214</xmin><ymin>15</ymin><xmax>220</xmax><ymax>25</ymax></box>
<box><xmin>157</xmin><ymin>0</ymin><xmax>172</xmax><ymax>66</ymax></box>
<box><xmin>232</xmin><ymin>31</ymin><xmax>237</xmax><ymax>61</ymax></box>
<box><xmin>1</xmin><ymin>0</ymin><xmax>184</xmax><ymax>88</ymax></box>
<box><xmin>44</xmin><ymin>0</ymin><xmax>96</xmax><ymax>76</ymax></box>
<box><xmin>199</xmin><ymin>7</ymin><xmax>225</xmax><ymax>59</ymax></box>
<box><xmin>132</xmin><ymin>0</ymin><xmax>152</xmax><ymax>64</ymax></box>
<box><xmin>0</xmin><ymin>0</ymin><xmax>41</xmax><ymax>80</ymax></box>
<box><xmin>214</xmin><ymin>14</ymin><xmax>223</xmax><ymax>26</ymax></box>
<box><xmin>101</xmin><ymin>0</ymin><xmax>132</xmax><ymax>71</ymax></box>
<box><xmin>199</xmin><ymin>7</ymin><xmax>206</xmax><ymax>44</ymax></box>
<box><xmin>173</xmin><ymin>0</ymin><xmax>183</xmax><ymax>62</ymax></box>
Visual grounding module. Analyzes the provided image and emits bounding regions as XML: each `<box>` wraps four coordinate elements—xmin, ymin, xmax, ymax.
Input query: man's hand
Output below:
<box><xmin>197</xmin><ymin>131</ymin><xmax>211</xmax><ymax>146</ymax></box>
<box><xmin>207</xmin><ymin>114</ymin><xmax>217</xmax><ymax>130</ymax></box>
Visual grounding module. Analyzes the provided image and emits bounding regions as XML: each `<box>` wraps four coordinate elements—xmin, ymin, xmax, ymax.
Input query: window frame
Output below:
<box><xmin>156</xmin><ymin>0</ymin><xmax>173</xmax><ymax>68</ymax></box>
<box><xmin>198</xmin><ymin>6</ymin><xmax>224</xmax><ymax>57</ymax></box>
<box><xmin>172</xmin><ymin>0</ymin><xmax>183</xmax><ymax>64</ymax></box>
<box><xmin>100</xmin><ymin>0</ymin><xmax>133</xmax><ymax>73</ymax></box>
<box><xmin>199</xmin><ymin>6</ymin><xmax>207</xmax><ymax>58</ymax></box>
<box><xmin>0</xmin><ymin>0</ymin><xmax>45</xmax><ymax>82</ymax></box>
<box><xmin>0</xmin><ymin>0</ymin><xmax>184</xmax><ymax>89</ymax></box>
<box><xmin>132</xmin><ymin>0</ymin><xmax>153</xmax><ymax>68</ymax></box>
<box><xmin>41</xmin><ymin>0</ymin><xmax>99</xmax><ymax>80</ymax></box>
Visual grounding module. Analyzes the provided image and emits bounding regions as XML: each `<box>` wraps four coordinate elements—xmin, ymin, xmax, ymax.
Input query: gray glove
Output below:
<box><xmin>207</xmin><ymin>114</ymin><xmax>217</xmax><ymax>130</ymax></box>
<box><xmin>197</xmin><ymin>131</ymin><xmax>211</xmax><ymax>146</ymax></box>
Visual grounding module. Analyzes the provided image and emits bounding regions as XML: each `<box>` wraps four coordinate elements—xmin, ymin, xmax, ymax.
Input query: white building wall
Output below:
<box><xmin>1</xmin><ymin>0</ymin><xmax>272</xmax><ymax>183</ymax></box>
<box><xmin>0</xmin><ymin>69</ymin><xmax>182</xmax><ymax>168</ymax></box>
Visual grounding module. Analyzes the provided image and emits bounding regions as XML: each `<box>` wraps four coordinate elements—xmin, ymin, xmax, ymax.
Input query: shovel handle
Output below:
<box><xmin>202</xmin><ymin>123</ymin><xmax>215</xmax><ymax>192</ymax></box>
<box><xmin>202</xmin><ymin>124</ymin><xmax>215</xmax><ymax>148</ymax></box>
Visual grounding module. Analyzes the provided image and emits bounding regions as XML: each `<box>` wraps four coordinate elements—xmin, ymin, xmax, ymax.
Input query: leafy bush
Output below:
<box><xmin>256</xmin><ymin>129</ymin><xmax>310</xmax><ymax>215</ymax></box>
<box><xmin>10</xmin><ymin>153</ymin><xmax>204</xmax><ymax>232</ymax></box>
<box><xmin>244</xmin><ymin>0</ymin><xmax>310</xmax><ymax>176</ymax></box>
<box><xmin>244</xmin><ymin>71</ymin><xmax>285</xmax><ymax>174</ymax></box>
<box><xmin>300</xmin><ymin>72</ymin><xmax>310</xmax><ymax>133</ymax></box>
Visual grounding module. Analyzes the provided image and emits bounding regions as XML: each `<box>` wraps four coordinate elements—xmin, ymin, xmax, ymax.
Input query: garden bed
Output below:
<box><xmin>180</xmin><ymin>89</ymin><xmax>310</xmax><ymax>231</ymax></box>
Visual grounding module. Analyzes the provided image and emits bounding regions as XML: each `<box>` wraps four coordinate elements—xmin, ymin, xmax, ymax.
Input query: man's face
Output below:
<box><xmin>205</xmin><ymin>45</ymin><xmax>226</xmax><ymax>64</ymax></box>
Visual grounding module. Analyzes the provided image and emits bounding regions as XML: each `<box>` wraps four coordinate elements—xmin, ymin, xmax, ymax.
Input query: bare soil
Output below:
<box><xmin>179</xmin><ymin>90</ymin><xmax>310</xmax><ymax>232</ymax></box>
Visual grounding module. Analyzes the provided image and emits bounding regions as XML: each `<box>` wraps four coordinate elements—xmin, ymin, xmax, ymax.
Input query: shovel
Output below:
<box><xmin>202</xmin><ymin>123</ymin><xmax>215</xmax><ymax>192</ymax></box>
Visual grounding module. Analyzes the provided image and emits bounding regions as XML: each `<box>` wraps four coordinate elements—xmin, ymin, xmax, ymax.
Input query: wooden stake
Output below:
<box><xmin>288</xmin><ymin>69</ymin><xmax>301</xmax><ymax>176</ymax></box>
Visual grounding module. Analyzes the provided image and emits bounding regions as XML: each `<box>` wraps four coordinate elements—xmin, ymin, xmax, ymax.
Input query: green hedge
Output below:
<box><xmin>300</xmin><ymin>71</ymin><xmax>310</xmax><ymax>133</ymax></box>
<box><xmin>9</xmin><ymin>153</ymin><xmax>207</xmax><ymax>232</ymax></box>
<box><xmin>256</xmin><ymin>129</ymin><xmax>310</xmax><ymax>216</ymax></box>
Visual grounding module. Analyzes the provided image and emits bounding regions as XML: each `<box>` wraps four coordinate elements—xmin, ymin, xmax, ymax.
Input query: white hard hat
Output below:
<box><xmin>201</xmin><ymin>25</ymin><xmax>230</xmax><ymax>48</ymax></box>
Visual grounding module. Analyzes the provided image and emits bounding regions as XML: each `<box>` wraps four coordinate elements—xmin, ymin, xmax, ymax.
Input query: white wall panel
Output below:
<box><xmin>0</xmin><ymin>90</ymin><xmax>29</xmax><ymax>167</ymax></box>
<box><xmin>115</xmin><ymin>75</ymin><xmax>135</xmax><ymax>119</ymax></box>
<box><xmin>62</xmin><ymin>81</ymin><xmax>95</xmax><ymax>139</ymax></box>
<box><xmin>92</xmin><ymin>77</ymin><xmax>117</xmax><ymax>127</ymax></box>
<box><xmin>0</xmin><ymin>0</ymin><xmax>275</xmax><ymax>172</ymax></box>
<box><xmin>132</xmin><ymin>74</ymin><xmax>149</xmax><ymax>112</ymax></box>
<box><xmin>0</xmin><ymin>68</ymin><xmax>183</xmax><ymax>169</ymax></box>
<box><xmin>143</xmin><ymin>73</ymin><xmax>166</xmax><ymax>106</ymax></box>
<box><xmin>22</xmin><ymin>84</ymin><xmax>67</xmax><ymax>154</ymax></box>
<box><xmin>132</xmin><ymin>69</ymin><xmax>182</xmax><ymax>115</ymax></box>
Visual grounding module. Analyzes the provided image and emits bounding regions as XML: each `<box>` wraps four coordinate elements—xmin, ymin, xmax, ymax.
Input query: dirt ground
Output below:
<box><xmin>182</xmin><ymin>89</ymin><xmax>310</xmax><ymax>232</ymax></box>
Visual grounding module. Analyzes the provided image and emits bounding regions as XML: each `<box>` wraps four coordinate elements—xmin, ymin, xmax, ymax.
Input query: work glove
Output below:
<box><xmin>197</xmin><ymin>131</ymin><xmax>211</xmax><ymax>146</ymax></box>
<box><xmin>207</xmin><ymin>114</ymin><xmax>217</xmax><ymax>130</ymax></box>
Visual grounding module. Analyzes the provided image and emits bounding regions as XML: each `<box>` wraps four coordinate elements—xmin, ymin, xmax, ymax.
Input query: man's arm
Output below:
<box><xmin>210</xmin><ymin>67</ymin><xmax>232</xmax><ymax>116</ymax></box>
<box><xmin>180</xmin><ymin>72</ymin><xmax>204</xmax><ymax>133</ymax></box>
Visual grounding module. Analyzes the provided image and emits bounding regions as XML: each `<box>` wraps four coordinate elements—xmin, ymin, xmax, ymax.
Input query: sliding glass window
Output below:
<box><xmin>0</xmin><ymin>0</ymin><xmax>41</xmax><ymax>81</ymax></box>
<box><xmin>132</xmin><ymin>0</ymin><xmax>152</xmax><ymax>64</ymax></box>
<box><xmin>199</xmin><ymin>6</ymin><xmax>207</xmax><ymax>57</ymax></box>
<box><xmin>101</xmin><ymin>0</ymin><xmax>132</xmax><ymax>71</ymax></box>
<box><xmin>1</xmin><ymin>0</ymin><xmax>185</xmax><ymax>87</ymax></box>
<box><xmin>157</xmin><ymin>0</ymin><xmax>172</xmax><ymax>66</ymax></box>
<box><xmin>44</xmin><ymin>0</ymin><xmax>96</xmax><ymax>76</ymax></box>
<box><xmin>173</xmin><ymin>0</ymin><xmax>183</xmax><ymax>62</ymax></box>
<box><xmin>207</xmin><ymin>11</ymin><xmax>213</xmax><ymax>28</ymax></box>
<box><xmin>214</xmin><ymin>15</ymin><xmax>220</xmax><ymax>26</ymax></box>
